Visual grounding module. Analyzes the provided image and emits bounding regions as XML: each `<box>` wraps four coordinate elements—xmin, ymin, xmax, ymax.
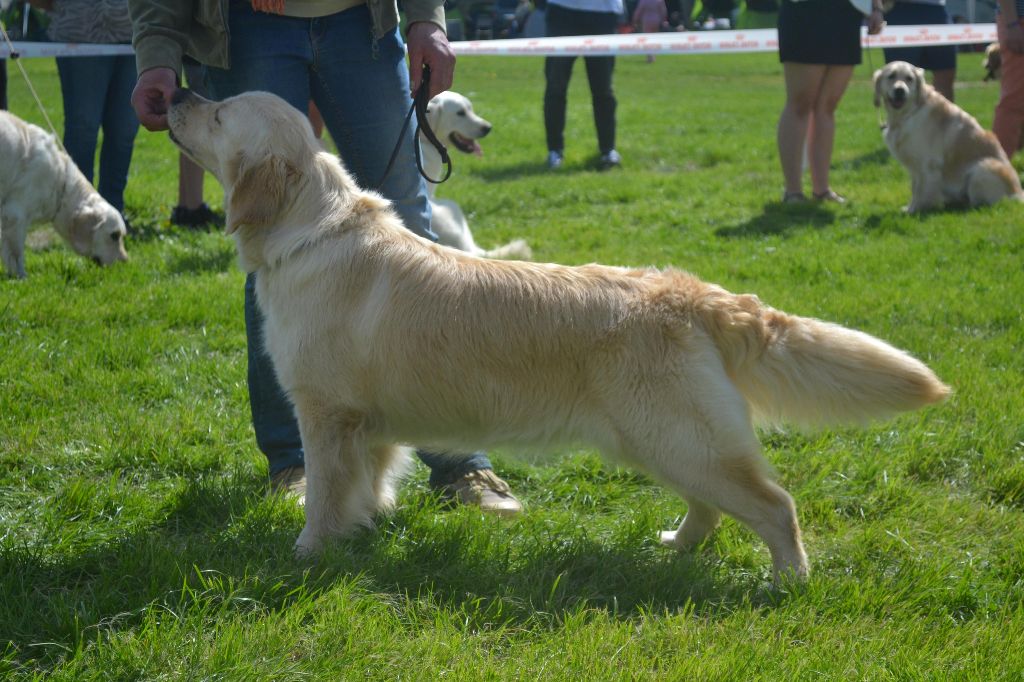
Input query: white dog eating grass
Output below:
<box><xmin>0</xmin><ymin>111</ymin><xmax>128</xmax><ymax>278</ymax></box>
<box><xmin>168</xmin><ymin>89</ymin><xmax>950</xmax><ymax>581</ymax></box>
<box><xmin>421</xmin><ymin>91</ymin><xmax>532</xmax><ymax>260</ymax></box>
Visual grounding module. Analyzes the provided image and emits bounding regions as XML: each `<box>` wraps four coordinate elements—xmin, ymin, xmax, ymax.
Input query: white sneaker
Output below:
<box><xmin>546</xmin><ymin>150</ymin><xmax>563</xmax><ymax>169</ymax></box>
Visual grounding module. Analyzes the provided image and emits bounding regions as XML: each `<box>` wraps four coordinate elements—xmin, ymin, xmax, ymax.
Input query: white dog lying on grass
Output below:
<box><xmin>421</xmin><ymin>91</ymin><xmax>532</xmax><ymax>260</ymax></box>
<box><xmin>168</xmin><ymin>89</ymin><xmax>950</xmax><ymax>582</ymax></box>
<box><xmin>0</xmin><ymin>111</ymin><xmax>128</xmax><ymax>278</ymax></box>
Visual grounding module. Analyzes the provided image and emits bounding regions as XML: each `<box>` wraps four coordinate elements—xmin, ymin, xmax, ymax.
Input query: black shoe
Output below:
<box><xmin>598</xmin><ymin>149</ymin><xmax>621</xmax><ymax>171</ymax></box>
<box><xmin>170</xmin><ymin>203</ymin><xmax>225</xmax><ymax>229</ymax></box>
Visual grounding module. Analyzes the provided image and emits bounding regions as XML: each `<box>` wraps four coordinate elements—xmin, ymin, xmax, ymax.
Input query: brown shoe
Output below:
<box><xmin>269</xmin><ymin>465</ymin><xmax>306</xmax><ymax>505</ymax></box>
<box><xmin>436</xmin><ymin>469</ymin><xmax>523</xmax><ymax>516</ymax></box>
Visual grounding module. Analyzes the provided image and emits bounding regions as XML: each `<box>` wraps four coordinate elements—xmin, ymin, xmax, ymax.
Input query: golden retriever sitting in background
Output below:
<box><xmin>873</xmin><ymin>61</ymin><xmax>1023</xmax><ymax>213</ymax></box>
<box><xmin>168</xmin><ymin>89</ymin><xmax>950</xmax><ymax>581</ymax></box>
<box><xmin>0</xmin><ymin>110</ymin><xmax>128</xmax><ymax>278</ymax></box>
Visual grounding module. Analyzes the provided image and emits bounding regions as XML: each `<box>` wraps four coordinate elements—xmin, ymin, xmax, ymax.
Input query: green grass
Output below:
<box><xmin>2</xmin><ymin>50</ymin><xmax>1024</xmax><ymax>679</ymax></box>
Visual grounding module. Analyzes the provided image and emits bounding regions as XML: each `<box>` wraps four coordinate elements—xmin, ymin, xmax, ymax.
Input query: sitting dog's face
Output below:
<box><xmin>424</xmin><ymin>91</ymin><xmax>492</xmax><ymax>156</ymax></box>
<box><xmin>873</xmin><ymin>61</ymin><xmax>925</xmax><ymax>112</ymax></box>
<box><xmin>168</xmin><ymin>89</ymin><xmax>317</xmax><ymax>233</ymax></box>
<box><xmin>983</xmin><ymin>42</ymin><xmax>1002</xmax><ymax>81</ymax></box>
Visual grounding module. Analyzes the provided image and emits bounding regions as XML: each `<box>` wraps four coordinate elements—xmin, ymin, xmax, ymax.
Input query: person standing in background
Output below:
<box><xmin>543</xmin><ymin>0</ymin><xmax>624</xmax><ymax>170</ymax></box>
<box><xmin>883</xmin><ymin>0</ymin><xmax>957</xmax><ymax>102</ymax></box>
<box><xmin>994</xmin><ymin>0</ymin><xmax>1024</xmax><ymax>158</ymax></box>
<box><xmin>775</xmin><ymin>0</ymin><xmax>884</xmax><ymax>203</ymax></box>
<box><xmin>169</xmin><ymin>56</ymin><xmax>224</xmax><ymax>229</ymax></box>
<box><xmin>29</xmin><ymin>0</ymin><xmax>138</xmax><ymax>217</ymax></box>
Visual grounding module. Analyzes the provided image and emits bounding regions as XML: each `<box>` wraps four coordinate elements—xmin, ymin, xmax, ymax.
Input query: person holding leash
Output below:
<box><xmin>128</xmin><ymin>0</ymin><xmax>523</xmax><ymax>516</ymax></box>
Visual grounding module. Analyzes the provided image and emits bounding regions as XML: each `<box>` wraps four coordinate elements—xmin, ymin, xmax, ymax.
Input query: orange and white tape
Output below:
<box><xmin>1</xmin><ymin>24</ymin><xmax>997</xmax><ymax>60</ymax></box>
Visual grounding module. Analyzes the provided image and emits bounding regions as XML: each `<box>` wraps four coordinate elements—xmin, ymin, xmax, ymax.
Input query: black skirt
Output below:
<box><xmin>778</xmin><ymin>0</ymin><xmax>865</xmax><ymax>66</ymax></box>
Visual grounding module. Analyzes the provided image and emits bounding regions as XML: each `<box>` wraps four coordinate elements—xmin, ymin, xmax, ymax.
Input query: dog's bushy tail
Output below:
<box><xmin>700</xmin><ymin>288</ymin><xmax>950</xmax><ymax>428</ymax></box>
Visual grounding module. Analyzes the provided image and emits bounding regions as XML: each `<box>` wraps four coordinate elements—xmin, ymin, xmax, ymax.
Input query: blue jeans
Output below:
<box><xmin>204</xmin><ymin>2</ymin><xmax>491</xmax><ymax>484</ymax></box>
<box><xmin>56</xmin><ymin>54</ymin><xmax>139</xmax><ymax>212</ymax></box>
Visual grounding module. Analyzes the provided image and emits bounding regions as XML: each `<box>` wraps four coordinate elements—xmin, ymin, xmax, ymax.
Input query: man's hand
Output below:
<box><xmin>131</xmin><ymin>66</ymin><xmax>178</xmax><ymax>131</ymax></box>
<box><xmin>406</xmin><ymin>22</ymin><xmax>455</xmax><ymax>99</ymax></box>
<box><xmin>867</xmin><ymin>9</ymin><xmax>885</xmax><ymax>36</ymax></box>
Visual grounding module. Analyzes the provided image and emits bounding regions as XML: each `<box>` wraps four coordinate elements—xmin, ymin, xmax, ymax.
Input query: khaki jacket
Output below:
<box><xmin>128</xmin><ymin>0</ymin><xmax>446</xmax><ymax>77</ymax></box>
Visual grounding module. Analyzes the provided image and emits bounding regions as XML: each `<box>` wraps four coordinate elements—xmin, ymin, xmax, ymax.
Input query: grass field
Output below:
<box><xmin>2</xmin><ymin>48</ymin><xmax>1023</xmax><ymax>679</ymax></box>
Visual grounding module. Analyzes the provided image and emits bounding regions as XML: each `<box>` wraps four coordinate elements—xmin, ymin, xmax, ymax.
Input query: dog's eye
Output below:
<box><xmin>456</xmin><ymin>110</ymin><xmax>466</xmax><ymax>117</ymax></box>
<box><xmin>110</xmin><ymin>232</ymin><xmax>122</xmax><ymax>243</ymax></box>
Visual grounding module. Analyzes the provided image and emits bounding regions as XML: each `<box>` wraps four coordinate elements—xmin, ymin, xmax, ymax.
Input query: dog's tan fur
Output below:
<box><xmin>873</xmin><ymin>60</ymin><xmax>1024</xmax><ymax>213</ymax></box>
<box><xmin>168</xmin><ymin>90</ymin><xmax>950</xmax><ymax>580</ymax></box>
<box><xmin>983</xmin><ymin>42</ymin><xmax>1001</xmax><ymax>82</ymax></box>
<box><xmin>0</xmin><ymin>110</ymin><xmax>128</xmax><ymax>278</ymax></box>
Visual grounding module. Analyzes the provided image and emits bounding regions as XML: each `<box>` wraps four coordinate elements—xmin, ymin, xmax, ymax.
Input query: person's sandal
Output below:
<box><xmin>782</xmin><ymin>191</ymin><xmax>808</xmax><ymax>203</ymax></box>
<box><xmin>813</xmin><ymin>189</ymin><xmax>846</xmax><ymax>204</ymax></box>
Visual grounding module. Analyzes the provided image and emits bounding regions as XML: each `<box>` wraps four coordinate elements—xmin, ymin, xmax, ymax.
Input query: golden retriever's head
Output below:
<box><xmin>424</xmin><ymin>91</ymin><xmax>492</xmax><ymax>156</ymax></box>
<box><xmin>873</xmin><ymin>61</ymin><xmax>926</xmax><ymax>112</ymax></box>
<box><xmin>983</xmin><ymin>42</ymin><xmax>1002</xmax><ymax>81</ymax></box>
<box><xmin>167</xmin><ymin>89</ymin><xmax>317</xmax><ymax>234</ymax></box>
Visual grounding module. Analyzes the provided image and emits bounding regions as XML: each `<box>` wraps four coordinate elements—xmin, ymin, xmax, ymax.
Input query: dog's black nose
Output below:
<box><xmin>480</xmin><ymin>123</ymin><xmax>492</xmax><ymax>137</ymax></box>
<box><xmin>171</xmin><ymin>88</ymin><xmax>194</xmax><ymax>106</ymax></box>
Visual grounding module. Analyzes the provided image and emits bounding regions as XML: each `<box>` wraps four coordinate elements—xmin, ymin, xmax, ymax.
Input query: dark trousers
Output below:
<box><xmin>543</xmin><ymin>4</ymin><xmax>619</xmax><ymax>154</ymax></box>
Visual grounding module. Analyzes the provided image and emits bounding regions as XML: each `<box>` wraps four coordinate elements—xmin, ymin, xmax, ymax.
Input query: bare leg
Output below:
<box><xmin>778</xmin><ymin>62</ymin><xmax>828</xmax><ymax>197</ymax></box>
<box><xmin>931</xmin><ymin>68</ymin><xmax>955</xmax><ymax>103</ymax></box>
<box><xmin>807</xmin><ymin>65</ymin><xmax>853</xmax><ymax>197</ymax></box>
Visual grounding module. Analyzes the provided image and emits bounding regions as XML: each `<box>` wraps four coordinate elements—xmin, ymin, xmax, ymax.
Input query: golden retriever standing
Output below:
<box><xmin>0</xmin><ymin>110</ymin><xmax>128</xmax><ymax>278</ymax></box>
<box><xmin>873</xmin><ymin>60</ymin><xmax>1024</xmax><ymax>213</ymax></box>
<box><xmin>168</xmin><ymin>89</ymin><xmax>950</xmax><ymax>581</ymax></box>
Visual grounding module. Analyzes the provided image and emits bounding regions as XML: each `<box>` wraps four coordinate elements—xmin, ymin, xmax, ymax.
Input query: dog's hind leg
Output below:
<box><xmin>659</xmin><ymin>497</ymin><xmax>721</xmax><ymax>550</ymax></box>
<box><xmin>292</xmin><ymin>405</ymin><xmax>378</xmax><ymax>555</ymax></box>
<box><xmin>369</xmin><ymin>444</ymin><xmax>411</xmax><ymax>514</ymax></box>
<box><xmin>967</xmin><ymin>159</ymin><xmax>1019</xmax><ymax>206</ymax></box>
<box><xmin>617</xmin><ymin>360</ymin><xmax>808</xmax><ymax>580</ymax></box>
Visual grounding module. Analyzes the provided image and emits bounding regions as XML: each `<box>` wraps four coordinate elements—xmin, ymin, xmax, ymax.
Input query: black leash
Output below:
<box><xmin>376</xmin><ymin>65</ymin><xmax>452</xmax><ymax>190</ymax></box>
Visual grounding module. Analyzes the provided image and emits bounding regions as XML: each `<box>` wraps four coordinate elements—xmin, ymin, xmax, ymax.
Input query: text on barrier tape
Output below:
<box><xmin>1</xmin><ymin>25</ymin><xmax>997</xmax><ymax>60</ymax></box>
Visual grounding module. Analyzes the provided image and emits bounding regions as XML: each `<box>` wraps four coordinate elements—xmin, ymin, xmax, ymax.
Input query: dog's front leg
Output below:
<box><xmin>906</xmin><ymin>166</ymin><xmax>943</xmax><ymax>213</ymax></box>
<box><xmin>293</xmin><ymin>404</ymin><xmax>378</xmax><ymax>556</ymax></box>
<box><xmin>0</xmin><ymin>217</ymin><xmax>28</xmax><ymax>278</ymax></box>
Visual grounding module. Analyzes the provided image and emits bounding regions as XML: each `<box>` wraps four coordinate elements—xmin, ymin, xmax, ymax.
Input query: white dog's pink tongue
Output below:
<box><xmin>470</xmin><ymin>140</ymin><xmax>483</xmax><ymax>157</ymax></box>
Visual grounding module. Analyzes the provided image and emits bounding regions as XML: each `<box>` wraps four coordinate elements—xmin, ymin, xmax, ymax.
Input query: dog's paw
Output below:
<box><xmin>659</xmin><ymin>530</ymin><xmax>686</xmax><ymax>550</ymax></box>
<box><xmin>294</xmin><ymin>527</ymin><xmax>325</xmax><ymax>558</ymax></box>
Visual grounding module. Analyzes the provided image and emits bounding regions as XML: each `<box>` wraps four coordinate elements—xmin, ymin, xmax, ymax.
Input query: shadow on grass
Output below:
<box><xmin>0</xmin><ymin>479</ymin><xmax>782</xmax><ymax>671</ymax></box>
<box><xmin>839</xmin><ymin>147</ymin><xmax>892</xmax><ymax>170</ymax></box>
<box><xmin>473</xmin><ymin>156</ymin><xmax>618</xmax><ymax>182</ymax></box>
<box><xmin>715</xmin><ymin>201</ymin><xmax>838</xmax><ymax>238</ymax></box>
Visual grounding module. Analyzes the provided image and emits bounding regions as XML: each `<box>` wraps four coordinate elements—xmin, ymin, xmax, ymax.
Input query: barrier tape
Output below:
<box><xmin>450</xmin><ymin>23</ymin><xmax>997</xmax><ymax>57</ymax></box>
<box><xmin>0</xmin><ymin>24</ymin><xmax>996</xmax><ymax>60</ymax></box>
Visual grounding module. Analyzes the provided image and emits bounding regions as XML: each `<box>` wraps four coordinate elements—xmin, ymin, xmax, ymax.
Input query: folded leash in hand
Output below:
<box><xmin>377</xmin><ymin>65</ymin><xmax>452</xmax><ymax>191</ymax></box>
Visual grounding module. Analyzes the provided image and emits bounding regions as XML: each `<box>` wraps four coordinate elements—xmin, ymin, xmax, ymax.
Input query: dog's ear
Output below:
<box><xmin>226</xmin><ymin>152</ymin><xmax>295</xmax><ymax>234</ymax></box>
<box><xmin>872</xmin><ymin>68</ymin><xmax>884</xmax><ymax>108</ymax></box>
<box><xmin>66</xmin><ymin>208</ymin><xmax>100</xmax><ymax>256</ymax></box>
<box><xmin>424</xmin><ymin>99</ymin><xmax>441</xmax><ymax>129</ymax></box>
